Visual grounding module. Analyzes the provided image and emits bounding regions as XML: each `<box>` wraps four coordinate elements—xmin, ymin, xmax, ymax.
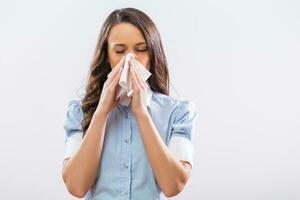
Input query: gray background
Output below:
<box><xmin>0</xmin><ymin>0</ymin><xmax>299</xmax><ymax>199</ymax></box>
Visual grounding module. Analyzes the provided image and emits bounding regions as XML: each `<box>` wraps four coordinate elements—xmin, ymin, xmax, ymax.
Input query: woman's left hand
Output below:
<box><xmin>129</xmin><ymin>57</ymin><xmax>148</xmax><ymax>116</ymax></box>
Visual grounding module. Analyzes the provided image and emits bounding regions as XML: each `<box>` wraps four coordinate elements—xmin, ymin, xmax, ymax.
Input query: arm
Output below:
<box><xmin>134</xmin><ymin>112</ymin><xmax>192</xmax><ymax>197</ymax></box>
<box><xmin>62</xmin><ymin>56</ymin><xmax>124</xmax><ymax>197</ymax></box>
<box><xmin>62</xmin><ymin>111</ymin><xmax>108</xmax><ymax>198</ymax></box>
<box><xmin>127</xmin><ymin>57</ymin><xmax>192</xmax><ymax>197</ymax></box>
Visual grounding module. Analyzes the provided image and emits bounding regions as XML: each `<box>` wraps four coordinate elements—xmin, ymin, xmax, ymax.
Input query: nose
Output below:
<box><xmin>126</xmin><ymin>52</ymin><xmax>137</xmax><ymax>59</ymax></box>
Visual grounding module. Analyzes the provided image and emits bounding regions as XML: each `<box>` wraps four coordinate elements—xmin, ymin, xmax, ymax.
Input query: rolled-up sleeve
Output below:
<box><xmin>63</xmin><ymin>100</ymin><xmax>84</xmax><ymax>160</ymax></box>
<box><xmin>168</xmin><ymin>100</ymin><xmax>197</xmax><ymax>168</ymax></box>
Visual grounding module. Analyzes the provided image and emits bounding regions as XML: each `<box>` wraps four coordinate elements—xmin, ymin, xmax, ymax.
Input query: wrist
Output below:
<box><xmin>133</xmin><ymin>110</ymin><xmax>150</xmax><ymax>119</ymax></box>
<box><xmin>93</xmin><ymin>109</ymin><xmax>109</xmax><ymax>119</ymax></box>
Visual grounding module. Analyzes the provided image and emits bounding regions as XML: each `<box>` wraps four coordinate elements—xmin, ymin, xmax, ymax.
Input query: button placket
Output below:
<box><xmin>123</xmin><ymin>106</ymin><xmax>129</xmax><ymax>119</ymax></box>
<box><xmin>120</xmin><ymin>105</ymin><xmax>131</xmax><ymax>200</ymax></box>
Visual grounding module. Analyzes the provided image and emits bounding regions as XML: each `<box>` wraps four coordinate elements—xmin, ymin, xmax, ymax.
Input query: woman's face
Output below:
<box><xmin>107</xmin><ymin>23</ymin><xmax>150</xmax><ymax>70</ymax></box>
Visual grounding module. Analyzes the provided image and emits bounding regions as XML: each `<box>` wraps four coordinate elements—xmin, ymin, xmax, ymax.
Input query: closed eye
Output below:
<box><xmin>136</xmin><ymin>49</ymin><xmax>147</xmax><ymax>52</ymax></box>
<box><xmin>115</xmin><ymin>49</ymin><xmax>147</xmax><ymax>54</ymax></box>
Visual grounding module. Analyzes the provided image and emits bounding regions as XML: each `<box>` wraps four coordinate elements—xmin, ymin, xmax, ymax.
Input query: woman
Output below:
<box><xmin>62</xmin><ymin>7</ymin><xmax>197</xmax><ymax>200</ymax></box>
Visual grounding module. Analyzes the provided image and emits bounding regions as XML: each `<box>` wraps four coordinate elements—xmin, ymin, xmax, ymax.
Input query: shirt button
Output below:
<box><xmin>124</xmin><ymin>138</ymin><xmax>129</xmax><ymax>143</ymax></box>
<box><xmin>124</xmin><ymin>163</ymin><xmax>129</xmax><ymax>169</ymax></box>
<box><xmin>124</xmin><ymin>191</ymin><xmax>128</xmax><ymax>195</ymax></box>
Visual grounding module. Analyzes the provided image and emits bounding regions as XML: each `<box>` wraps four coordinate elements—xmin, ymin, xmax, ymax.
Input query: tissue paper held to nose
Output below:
<box><xmin>107</xmin><ymin>53</ymin><xmax>152</xmax><ymax>106</ymax></box>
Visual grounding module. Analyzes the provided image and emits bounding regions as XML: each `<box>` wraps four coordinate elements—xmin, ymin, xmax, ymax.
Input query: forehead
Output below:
<box><xmin>107</xmin><ymin>23</ymin><xmax>146</xmax><ymax>46</ymax></box>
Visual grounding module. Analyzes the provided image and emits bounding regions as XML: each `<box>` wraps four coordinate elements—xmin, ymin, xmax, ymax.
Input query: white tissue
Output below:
<box><xmin>107</xmin><ymin>53</ymin><xmax>152</xmax><ymax>106</ymax></box>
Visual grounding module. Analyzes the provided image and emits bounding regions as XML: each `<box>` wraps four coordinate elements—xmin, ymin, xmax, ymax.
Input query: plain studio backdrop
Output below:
<box><xmin>0</xmin><ymin>0</ymin><xmax>299</xmax><ymax>199</ymax></box>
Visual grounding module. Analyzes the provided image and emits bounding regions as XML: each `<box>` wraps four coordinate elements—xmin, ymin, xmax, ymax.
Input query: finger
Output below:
<box><xmin>105</xmin><ymin>66</ymin><xmax>122</xmax><ymax>87</ymax></box>
<box><xmin>108</xmin><ymin>66</ymin><xmax>123</xmax><ymax>89</ymax></box>
<box><xmin>114</xmin><ymin>55</ymin><xmax>126</xmax><ymax>69</ymax></box>
<box><xmin>110</xmin><ymin>56</ymin><xmax>125</xmax><ymax>75</ymax></box>
<box><xmin>129</xmin><ymin>59</ymin><xmax>141</xmax><ymax>91</ymax></box>
<box><xmin>105</xmin><ymin>56</ymin><xmax>125</xmax><ymax>86</ymax></box>
<box><xmin>107</xmin><ymin>59</ymin><xmax>121</xmax><ymax>77</ymax></box>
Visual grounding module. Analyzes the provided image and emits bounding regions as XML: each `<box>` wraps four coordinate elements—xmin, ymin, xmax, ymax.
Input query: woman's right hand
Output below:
<box><xmin>94</xmin><ymin>56</ymin><xmax>125</xmax><ymax>116</ymax></box>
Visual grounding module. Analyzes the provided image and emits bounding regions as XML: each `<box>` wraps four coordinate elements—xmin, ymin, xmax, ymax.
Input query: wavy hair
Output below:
<box><xmin>81</xmin><ymin>7</ymin><xmax>170</xmax><ymax>137</ymax></box>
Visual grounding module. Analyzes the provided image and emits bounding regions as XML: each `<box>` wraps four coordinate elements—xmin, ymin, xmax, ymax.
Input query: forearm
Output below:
<box><xmin>62</xmin><ymin>111</ymin><xmax>108</xmax><ymax>196</ymax></box>
<box><xmin>134</xmin><ymin>112</ymin><xmax>189</xmax><ymax>197</ymax></box>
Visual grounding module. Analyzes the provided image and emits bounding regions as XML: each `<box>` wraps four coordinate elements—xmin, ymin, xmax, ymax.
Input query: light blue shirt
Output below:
<box><xmin>63</xmin><ymin>88</ymin><xmax>197</xmax><ymax>200</ymax></box>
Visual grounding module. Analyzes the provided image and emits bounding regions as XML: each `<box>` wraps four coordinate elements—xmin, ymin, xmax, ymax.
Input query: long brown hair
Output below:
<box><xmin>81</xmin><ymin>7</ymin><xmax>169</xmax><ymax>137</ymax></box>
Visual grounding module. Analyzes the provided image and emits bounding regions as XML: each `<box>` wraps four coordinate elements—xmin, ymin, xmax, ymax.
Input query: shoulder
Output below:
<box><xmin>66</xmin><ymin>99</ymin><xmax>83</xmax><ymax>115</ymax></box>
<box><xmin>63</xmin><ymin>99</ymin><xmax>84</xmax><ymax>137</ymax></box>
<box><xmin>67</xmin><ymin>99</ymin><xmax>82</xmax><ymax>108</ymax></box>
<box><xmin>151</xmin><ymin>91</ymin><xmax>196</xmax><ymax>115</ymax></box>
<box><xmin>65</xmin><ymin>99</ymin><xmax>83</xmax><ymax>122</ymax></box>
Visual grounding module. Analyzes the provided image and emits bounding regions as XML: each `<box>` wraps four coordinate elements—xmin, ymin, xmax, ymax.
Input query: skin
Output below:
<box><xmin>107</xmin><ymin>23</ymin><xmax>150</xmax><ymax>71</ymax></box>
<box><xmin>62</xmin><ymin>23</ymin><xmax>192</xmax><ymax>198</ymax></box>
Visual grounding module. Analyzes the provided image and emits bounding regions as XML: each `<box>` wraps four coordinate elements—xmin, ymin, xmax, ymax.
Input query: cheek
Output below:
<box><xmin>108</xmin><ymin>53</ymin><xmax>150</xmax><ymax>70</ymax></box>
<box><xmin>108</xmin><ymin>53</ymin><xmax>122</xmax><ymax>70</ymax></box>
<box><xmin>136</xmin><ymin>55</ymin><xmax>150</xmax><ymax>70</ymax></box>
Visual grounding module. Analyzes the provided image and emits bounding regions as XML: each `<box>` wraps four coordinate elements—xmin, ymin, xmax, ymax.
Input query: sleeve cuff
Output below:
<box><xmin>64</xmin><ymin>131</ymin><xmax>83</xmax><ymax>160</ymax></box>
<box><xmin>167</xmin><ymin>134</ymin><xmax>195</xmax><ymax>168</ymax></box>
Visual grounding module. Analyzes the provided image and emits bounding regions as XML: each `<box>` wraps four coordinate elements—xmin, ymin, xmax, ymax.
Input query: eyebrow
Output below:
<box><xmin>113</xmin><ymin>42</ymin><xmax>146</xmax><ymax>47</ymax></box>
